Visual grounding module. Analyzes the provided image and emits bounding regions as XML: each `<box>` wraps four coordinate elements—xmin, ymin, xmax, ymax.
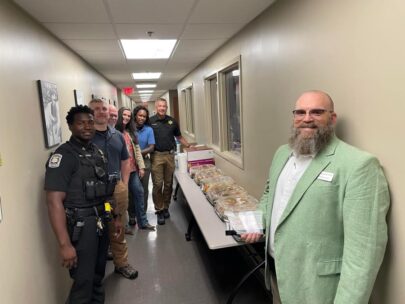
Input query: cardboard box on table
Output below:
<box><xmin>184</xmin><ymin>145</ymin><xmax>215</xmax><ymax>172</ymax></box>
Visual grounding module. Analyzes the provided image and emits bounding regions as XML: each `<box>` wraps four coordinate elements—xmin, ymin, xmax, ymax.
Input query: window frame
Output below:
<box><xmin>204</xmin><ymin>74</ymin><xmax>221</xmax><ymax>151</ymax></box>
<box><xmin>180</xmin><ymin>84</ymin><xmax>196</xmax><ymax>139</ymax></box>
<box><xmin>204</xmin><ymin>56</ymin><xmax>244</xmax><ymax>169</ymax></box>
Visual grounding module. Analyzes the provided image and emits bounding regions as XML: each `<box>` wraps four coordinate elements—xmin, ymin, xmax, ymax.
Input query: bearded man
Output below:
<box><xmin>242</xmin><ymin>90</ymin><xmax>390</xmax><ymax>304</ymax></box>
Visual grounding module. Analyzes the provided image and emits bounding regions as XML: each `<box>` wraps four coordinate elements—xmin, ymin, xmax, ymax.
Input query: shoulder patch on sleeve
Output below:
<box><xmin>48</xmin><ymin>153</ymin><xmax>63</xmax><ymax>168</ymax></box>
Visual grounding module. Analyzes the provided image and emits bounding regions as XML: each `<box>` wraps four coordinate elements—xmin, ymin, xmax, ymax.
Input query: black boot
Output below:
<box><xmin>157</xmin><ymin>212</ymin><xmax>165</xmax><ymax>225</ymax></box>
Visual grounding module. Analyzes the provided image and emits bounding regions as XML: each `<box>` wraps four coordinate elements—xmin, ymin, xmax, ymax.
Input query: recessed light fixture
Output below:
<box><xmin>121</xmin><ymin>39</ymin><xmax>177</xmax><ymax>59</ymax></box>
<box><xmin>138</xmin><ymin>90</ymin><xmax>154</xmax><ymax>93</ymax></box>
<box><xmin>132</xmin><ymin>72</ymin><xmax>161</xmax><ymax>80</ymax></box>
<box><xmin>136</xmin><ymin>84</ymin><xmax>157</xmax><ymax>89</ymax></box>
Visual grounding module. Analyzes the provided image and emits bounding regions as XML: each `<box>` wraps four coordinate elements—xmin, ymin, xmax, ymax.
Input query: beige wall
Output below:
<box><xmin>177</xmin><ymin>0</ymin><xmax>405</xmax><ymax>302</ymax></box>
<box><xmin>0</xmin><ymin>1</ymin><xmax>118</xmax><ymax>303</ymax></box>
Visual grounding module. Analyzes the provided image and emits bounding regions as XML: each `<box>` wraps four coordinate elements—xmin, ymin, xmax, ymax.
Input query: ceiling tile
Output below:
<box><xmin>116</xmin><ymin>82</ymin><xmax>136</xmax><ymax>88</ymax></box>
<box><xmin>13</xmin><ymin>0</ymin><xmax>274</xmax><ymax>95</ymax></box>
<box><xmin>104</xmin><ymin>73</ymin><xmax>133</xmax><ymax>83</ymax></box>
<box><xmin>63</xmin><ymin>39</ymin><xmax>121</xmax><ymax>52</ymax></box>
<box><xmin>77</xmin><ymin>51</ymin><xmax>126</xmax><ymax>68</ymax></box>
<box><xmin>106</xmin><ymin>0</ymin><xmax>195</xmax><ymax>23</ymax></box>
<box><xmin>127</xmin><ymin>60</ymin><xmax>168</xmax><ymax>72</ymax></box>
<box><xmin>166</xmin><ymin>61</ymin><xmax>198</xmax><ymax>71</ymax></box>
<box><xmin>173</xmin><ymin>39</ymin><xmax>226</xmax><ymax>58</ymax></box>
<box><xmin>189</xmin><ymin>0</ymin><xmax>274</xmax><ymax>24</ymax></box>
<box><xmin>181</xmin><ymin>23</ymin><xmax>244</xmax><ymax>40</ymax></box>
<box><xmin>115</xmin><ymin>23</ymin><xmax>184</xmax><ymax>39</ymax></box>
<box><xmin>15</xmin><ymin>0</ymin><xmax>109</xmax><ymax>23</ymax></box>
<box><xmin>44</xmin><ymin>23</ymin><xmax>116</xmax><ymax>39</ymax></box>
<box><xmin>169</xmin><ymin>55</ymin><xmax>205</xmax><ymax>64</ymax></box>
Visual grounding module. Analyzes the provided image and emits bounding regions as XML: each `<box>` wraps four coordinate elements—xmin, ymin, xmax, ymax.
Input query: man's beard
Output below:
<box><xmin>288</xmin><ymin>121</ymin><xmax>334</xmax><ymax>156</ymax></box>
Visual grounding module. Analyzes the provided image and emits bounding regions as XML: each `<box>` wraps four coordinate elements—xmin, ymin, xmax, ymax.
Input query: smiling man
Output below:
<box><xmin>89</xmin><ymin>98</ymin><xmax>138</xmax><ymax>280</ymax></box>
<box><xmin>108</xmin><ymin>104</ymin><xmax>118</xmax><ymax>127</ymax></box>
<box><xmin>44</xmin><ymin>105</ymin><xmax>119</xmax><ymax>303</ymax></box>
<box><xmin>149</xmin><ymin>98</ymin><xmax>191</xmax><ymax>225</ymax></box>
<box><xmin>242</xmin><ymin>90</ymin><xmax>390</xmax><ymax>304</ymax></box>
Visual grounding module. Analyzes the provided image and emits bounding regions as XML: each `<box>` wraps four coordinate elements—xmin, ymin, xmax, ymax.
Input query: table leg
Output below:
<box><xmin>173</xmin><ymin>183</ymin><xmax>180</xmax><ymax>201</ymax></box>
<box><xmin>185</xmin><ymin>217</ymin><xmax>196</xmax><ymax>241</ymax></box>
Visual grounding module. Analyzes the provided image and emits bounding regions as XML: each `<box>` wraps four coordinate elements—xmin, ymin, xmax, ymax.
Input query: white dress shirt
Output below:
<box><xmin>269</xmin><ymin>153</ymin><xmax>313</xmax><ymax>257</ymax></box>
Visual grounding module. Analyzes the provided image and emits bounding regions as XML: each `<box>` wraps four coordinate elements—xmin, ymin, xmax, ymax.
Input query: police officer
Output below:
<box><xmin>149</xmin><ymin>97</ymin><xmax>192</xmax><ymax>225</ymax></box>
<box><xmin>44</xmin><ymin>105</ymin><xmax>122</xmax><ymax>304</ymax></box>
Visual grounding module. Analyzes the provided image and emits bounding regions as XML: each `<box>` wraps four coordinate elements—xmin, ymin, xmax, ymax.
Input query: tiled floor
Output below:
<box><xmin>104</xmin><ymin>185</ymin><xmax>270</xmax><ymax>304</ymax></box>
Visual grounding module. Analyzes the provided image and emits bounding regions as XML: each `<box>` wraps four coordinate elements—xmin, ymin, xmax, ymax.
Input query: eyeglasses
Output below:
<box><xmin>292</xmin><ymin>108</ymin><xmax>333</xmax><ymax>118</ymax></box>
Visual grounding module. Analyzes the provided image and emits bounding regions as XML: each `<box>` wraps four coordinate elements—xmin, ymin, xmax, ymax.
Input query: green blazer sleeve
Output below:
<box><xmin>334</xmin><ymin>156</ymin><xmax>390</xmax><ymax>303</ymax></box>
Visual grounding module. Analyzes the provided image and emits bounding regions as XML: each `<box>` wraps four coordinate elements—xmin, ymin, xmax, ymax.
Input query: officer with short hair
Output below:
<box><xmin>44</xmin><ymin>105</ymin><xmax>122</xmax><ymax>304</ymax></box>
<box><xmin>149</xmin><ymin>97</ymin><xmax>192</xmax><ymax>225</ymax></box>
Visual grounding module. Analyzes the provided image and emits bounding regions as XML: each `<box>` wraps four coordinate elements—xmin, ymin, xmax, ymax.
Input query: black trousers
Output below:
<box><xmin>67</xmin><ymin>216</ymin><xmax>109</xmax><ymax>304</ymax></box>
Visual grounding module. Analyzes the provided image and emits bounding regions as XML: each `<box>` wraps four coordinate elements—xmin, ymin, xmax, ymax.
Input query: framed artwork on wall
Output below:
<box><xmin>37</xmin><ymin>80</ymin><xmax>62</xmax><ymax>148</ymax></box>
<box><xmin>74</xmin><ymin>89</ymin><xmax>85</xmax><ymax>105</ymax></box>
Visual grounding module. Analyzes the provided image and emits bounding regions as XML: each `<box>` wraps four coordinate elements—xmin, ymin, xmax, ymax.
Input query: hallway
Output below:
<box><xmin>104</xmin><ymin>187</ymin><xmax>270</xmax><ymax>303</ymax></box>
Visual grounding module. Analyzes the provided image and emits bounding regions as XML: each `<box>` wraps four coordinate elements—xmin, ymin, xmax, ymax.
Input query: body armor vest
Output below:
<box><xmin>62</xmin><ymin>142</ymin><xmax>111</xmax><ymax>208</ymax></box>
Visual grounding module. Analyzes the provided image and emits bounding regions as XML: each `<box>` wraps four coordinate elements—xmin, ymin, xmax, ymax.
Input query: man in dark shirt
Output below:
<box><xmin>89</xmin><ymin>98</ymin><xmax>138</xmax><ymax>280</ymax></box>
<box><xmin>44</xmin><ymin>105</ymin><xmax>122</xmax><ymax>303</ymax></box>
<box><xmin>149</xmin><ymin>97</ymin><xmax>191</xmax><ymax>225</ymax></box>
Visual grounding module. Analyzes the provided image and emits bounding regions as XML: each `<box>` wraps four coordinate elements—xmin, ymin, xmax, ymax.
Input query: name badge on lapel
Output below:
<box><xmin>318</xmin><ymin>171</ymin><xmax>334</xmax><ymax>182</ymax></box>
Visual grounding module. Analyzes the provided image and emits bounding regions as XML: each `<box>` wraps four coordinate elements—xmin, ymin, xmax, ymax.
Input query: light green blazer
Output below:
<box><xmin>259</xmin><ymin>136</ymin><xmax>390</xmax><ymax>304</ymax></box>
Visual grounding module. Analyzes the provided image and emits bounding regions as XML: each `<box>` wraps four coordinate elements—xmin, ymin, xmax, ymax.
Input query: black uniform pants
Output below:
<box><xmin>67</xmin><ymin>216</ymin><xmax>109</xmax><ymax>304</ymax></box>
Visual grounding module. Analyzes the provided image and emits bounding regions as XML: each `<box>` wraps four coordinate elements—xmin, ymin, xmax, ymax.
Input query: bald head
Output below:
<box><xmin>296</xmin><ymin>90</ymin><xmax>334</xmax><ymax>111</ymax></box>
<box><xmin>108</xmin><ymin>104</ymin><xmax>118</xmax><ymax>127</ymax></box>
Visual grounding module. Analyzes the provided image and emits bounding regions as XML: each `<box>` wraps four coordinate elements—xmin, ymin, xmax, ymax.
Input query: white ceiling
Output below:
<box><xmin>14</xmin><ymin>0</ymin><xmax>275</xmax><ymax>102</ymax></box>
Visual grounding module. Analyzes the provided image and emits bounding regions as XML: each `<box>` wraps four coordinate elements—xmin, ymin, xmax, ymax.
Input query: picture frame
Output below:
<box><xmin>74</xmin><ymin>89</ymin><xmax>85</xmax><ymax>106</ymax></box>
<box><xmin>37</xmin><ymin>80</ymin><xmax>62</xmax><ymax>148</ymax></box>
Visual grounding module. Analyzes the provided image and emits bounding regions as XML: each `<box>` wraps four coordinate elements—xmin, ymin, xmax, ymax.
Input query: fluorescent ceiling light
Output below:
<box><xmin>121</xmin><ymin>39</ymin><xmax>177</xmax><ymax>59</ymax></box>
<box><xmin>136</xmin><ymin>84</ymin><xmax>156</xmax><ymax>89</ymax></box>
<box><xmin>138</xmin><ymin>90</ymin><xmax>154</xmax><ymax>93</ymax></box>
<box><xmin>232</xmin><ymin>70</ymin><xmax>240</xmax><ymax>77</ymax></box>
<box><xmin>132</xmin><ymin>72</ymin><xmax>161</xmax><ymax>80</ymax></box>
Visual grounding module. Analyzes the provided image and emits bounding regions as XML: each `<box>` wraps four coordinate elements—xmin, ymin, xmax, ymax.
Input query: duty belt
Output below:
<box><xmin>154</xmin><ymin>150</ymin><xmax>174</xmax><ymax>155</ymax></box>
<box><xmin>66</xmin><ymin>205</ymin><xmax>105</xmax><ymax>217</ymax></box>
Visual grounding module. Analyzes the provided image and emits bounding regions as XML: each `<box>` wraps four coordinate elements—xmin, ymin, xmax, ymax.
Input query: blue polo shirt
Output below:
<box><xmin>91</xmin><ymin>126</ymin><xmax>129</xmax><ymax>177</ymax></box>
<box><xmin>136</xmin><ymin>125</ymin><xmax>155</xmax><ymax>150</ymax></box>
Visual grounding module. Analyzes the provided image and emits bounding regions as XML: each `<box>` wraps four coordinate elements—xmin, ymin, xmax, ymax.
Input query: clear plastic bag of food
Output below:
<box><xmin>225</xmin><ymin>210</ymin><xmax>264</xmax><ymax>235</ymax></box>
<box><xmin>189</xmin><ymin>164</ymin><xmax>216</xmax><ymax>178</ymax></box>
<box><xmin>206</xmin><ymin>184</ymin><xmax>248</xmax><ymax>205</ymax></box>
<box><xmin>200</xmin><ymin>176</ymin><xmax>235</xmax><ymax>193</ymax></box>
<box><xmin>215</xmin><ymin>195</ymin><xmax>258</xmax><ymax>221</ymax></box>
<box><xmin>194</xmin><ymin>168</ymin><xmax>223</xmax><ymax>185</ymax></box>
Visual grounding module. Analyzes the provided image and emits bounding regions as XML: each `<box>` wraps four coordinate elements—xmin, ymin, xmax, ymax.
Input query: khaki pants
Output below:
<box><xmin>108</xmin><ymin>181</ymin><xmax>129</xmax><ymax>268</ymax></box>
<box><xmin>151</xmin><ymin>152</ymin><xmax>175</xmax><ymax>212</ymax></box>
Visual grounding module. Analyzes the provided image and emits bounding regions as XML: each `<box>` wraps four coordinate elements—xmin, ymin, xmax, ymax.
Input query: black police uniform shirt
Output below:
<box><xmin>91</xmin><ymin>125</ymin><xmax>129</xmax><ymax>177</ymax></box>
<box><xmin>149</xmin><ymin>114</ymin><xmax>181</xmax><ymax>152</ymax></box>
<box><xmin>44</xmin><ymin>136</ymin><xmax>106</xmax><ymax>208</ymax></box>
